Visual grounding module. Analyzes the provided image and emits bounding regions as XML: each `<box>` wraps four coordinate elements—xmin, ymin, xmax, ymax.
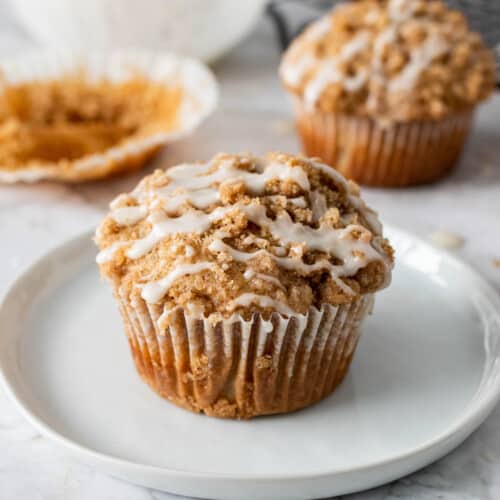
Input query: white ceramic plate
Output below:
<box><xmin>1</xmin><ymin>227</ymin><xmax>500</xmax><ymax>500</ymax></box>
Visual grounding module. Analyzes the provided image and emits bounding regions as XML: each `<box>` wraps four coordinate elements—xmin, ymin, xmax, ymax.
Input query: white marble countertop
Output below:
<box><xmin>1</xmin><ymin>5</ymin><xmax>500</xmax><ymax>500</ymax></box>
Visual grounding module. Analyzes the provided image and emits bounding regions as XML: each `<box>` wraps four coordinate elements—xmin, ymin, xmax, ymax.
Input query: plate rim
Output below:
<box><xmin>1</xmin><ymin>225</ymin><xmax>500</xmax><ymax>483</ymax></box>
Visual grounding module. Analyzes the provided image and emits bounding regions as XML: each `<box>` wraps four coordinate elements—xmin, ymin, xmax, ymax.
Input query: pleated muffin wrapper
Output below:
<box><xmin>293</xmin><ymin>97</ymin><xmax>474</xmax><ymax>187</ymax></box>
<box><xmin>0</xmin><ymin>49</ymin><xmax>218</xmax><ymax>183</ymax></box>
<box><xmin>116</xmin><ymin>286</ymin><xmax>375</xmax><ymax>419</ymax></box>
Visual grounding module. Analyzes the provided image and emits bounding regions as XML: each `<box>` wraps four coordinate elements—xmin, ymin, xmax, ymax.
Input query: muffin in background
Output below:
<box><xmin>280</xmin><ymin>0</ymin><xmax>496</xmax><ymax>187</ymax></box>
<box><xmin>95</xmin><ymin>152</ymin><xmax>394</xmax><ymax>419</ymax></box>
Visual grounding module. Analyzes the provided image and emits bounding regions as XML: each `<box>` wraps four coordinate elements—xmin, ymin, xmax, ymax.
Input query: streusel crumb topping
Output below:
<box><xmin>280</xmin><ymin>0</ymin><xmax>495</xmax><ymax>121</ymax></box>
<box><xmin>95</xmin><ymin>153</ymin><xmax>393</xmax><ymax>320</ymax></box>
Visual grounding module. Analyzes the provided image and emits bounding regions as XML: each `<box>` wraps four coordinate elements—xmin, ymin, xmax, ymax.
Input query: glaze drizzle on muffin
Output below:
<box><xmin>95</xmin><ymin>153</ymin><xmax>393</xmax><ymax>319</ymax></box>
<box><xmin>280</xmin><ymin>0</ymin><xmax>495</xmax><ymax>121</ymax></box>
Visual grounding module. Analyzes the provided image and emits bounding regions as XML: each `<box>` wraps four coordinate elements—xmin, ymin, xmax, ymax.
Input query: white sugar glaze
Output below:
<box><xmin>280</xmin><ymin>15</ymin><xmax>334</xmax><ymax>86</ymax></box>
<box><xmin>160</xmin><ymin>189</ymin><xmax>220</xmax><ymax>214</ymax></box>
<box><xmin>126</xmin><ymin>206</ymin><xmax>233</xmax><ymax>259</ymax></box>
<box><xmin>281</xmin><ymin>53</ymin><xmax>316</xmax><ymax>88</ymax></box>
<box><xmin>157</xmin><ymin>159</ymin><xmax>310</xmax><ymax>196</ymax></box>
<box><xmin>268</xmin><ymin>195</ymin><xmax>307</xmax><ymax>208</ymax></box>
<box><xmin>309</xmin><ymin>190</ymin><xmax>328</xmax><ymax>222</ymax></box>
<box><xmin>97</xmin><ymin>155</ymin><xmax>392</xmax><ymax>309</ymax></box>
<box><xmin>96</xmin><ymin>241</ymin><xmax>129</xmax><ymax>264</ymax></box>
<box><xmin>303</xmin><ymin>31</ymin><xmax>371</xmax><ymax>107</ymax></box>
<box><xmin>228</xmin><ymin>293</ymin><xmax>295</xmax><ymax>316</ymax></box>
<box><xmin>388</xmin><ymin>0</ymin><xmax>418</xmax><ymax>22</ymax></box>
<box><xmin>141</xmin><ymin>262</ymin><xmax>214</xmax><ymax>303</ymax></box>
<box><xmin>243</xmin><ymin>269</ymin><xmax>285</xmax><ymax>291</ymax></box>
<box><xmin>109</xmin><ymin>206</ymin><xmax>148</xmax><ymax>226</ymax></box>
<box><xmin>389</xmin><ymin>28</ymin><xmax>448</xmax><ymax>93</ymax></box>
<box><xmin>281</xmin><ymin>0</ymin><xmax>451</xmax><ymax>109</ymax></box>
<box><xmin>184</xmin><ymin>245</ymin><xmax>195</xmax><ymax>257</ymax></box>
<box><xmin>208</xmin><ymin>239</ymin><xmax>355</xmax><ymax>296</ymax></box>
<box><xmin>235</xmin><ymin>203</ymin><xmax>381</xmax><ymax>270</ymax></box>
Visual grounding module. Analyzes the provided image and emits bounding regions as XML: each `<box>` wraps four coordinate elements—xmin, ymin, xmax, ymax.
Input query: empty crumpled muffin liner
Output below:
<box><xmin>0</xmin><ymin>49</ymin><xmax>218</xmax><ymax>183</ymax></box>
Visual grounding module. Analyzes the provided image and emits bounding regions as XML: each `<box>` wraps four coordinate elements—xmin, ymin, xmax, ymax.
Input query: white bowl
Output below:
<box><xmin>7</xmin><ymin>0</ymin><xmax>268</xmax><ymax>63</ymax></box>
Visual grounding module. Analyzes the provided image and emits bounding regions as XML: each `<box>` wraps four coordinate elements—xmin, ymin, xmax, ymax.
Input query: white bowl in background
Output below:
<box><xmin>7</xmin><ymin>0</ymin><xmax>268</xmax><ymax>63</ymax></box>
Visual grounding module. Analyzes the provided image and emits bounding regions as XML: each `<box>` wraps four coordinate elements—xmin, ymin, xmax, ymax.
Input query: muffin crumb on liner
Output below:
<box><xmin>0</xmin><ymin>50</ymin><xmax>218</xmax><ymax>183</ymax></box>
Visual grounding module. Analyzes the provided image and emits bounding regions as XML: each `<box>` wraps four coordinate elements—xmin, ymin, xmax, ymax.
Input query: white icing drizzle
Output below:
<box><xmin>306</xmin><ymin>159</ymin><xmax>379</xmax><ymax>234</ymax></box>
<box><xmin>281</xmin><ymin>53</ymin><xmax>316</xmax><ymax>87</ymax></box>
<box><xmin>208</xmin><ymin>239</ymin><xmax>355</xmax><ymax>296</ymax></box>
<box><xmin>141</xmin><ymin>262</ymin><xmax>214</xmax><ymax>303</ymax></box>
<box><xmin>228</xmin><ymin>293</ymin><xmax>295</xmax><ymax>316</ymax></box>
<box><xmin>272</xmin><ymin>246</ymin><xmax>287</xmax><ymax>257</ymax></box>
<box><xmin>365</xmin><ymin>9</ymin><xmax>380</xmax><ymax>24</ymax></box>
<box><xmin>304</xmin><ymin>65</ymin><xmax>342</xmax><ymax>105</ymax></box>
<box><xmin>243</xmin><ymin>269</ymin><xmax>285</xmax><ymax>291</ymax></box>
<box><xmin>389</xmin><ymin>28</ymin><xmax>448</xmax><ymax>93</ymax></box>
<box><xmin>305</xmin><ymin>15</ymin><xmax>332</xmax><ymax>41</ymax></box>
<box><xmin>388</xmin><ymin>0</ymin><xmax>418</xmax><ymax>22</ymax></box>
<box><xmin>96</xmin><ymin>241</ymin><xmax>129</xmax><ymax>264</ymax></box>
<box><xmin>110</xmin><ymin>194</ymin><xmax>133</xmax><ymax>210</ymax></box>
<box><xmin>340</xmin><ymin>31</ymin><xmax>371</xmax><ymax>61</ymax></box>
<box><xmin>109</xmin><ymin>205</ymin><xmax>148</xmax><ymax>226</ymax></box>
<box><xmin>97</xmin><ymin>155</ymin><xmax>391</xmax><ymax>311</ymax></box>
<box><xmin>377</xmin><ymin>25</ymin><xmax>398</xmax><ymax>55</ymax></box>
<box><xmin>243</xmin><ymin>269</ymin><xmax>254</xmax><ymax>279</ymax></box>
<box><xmin>160</xmin><ymin>189</ymin><xmax>220</xmax><ymax>214</ymax></box>
<box><xmin>279</xmin><ymin>16</ymin><xmax>332</xmax><ymax>87</ymax></box>
<box><xmin>102</xmin><ymin>158</ymin><xmax>314</xmax><ymax>261</ymax></box>
<box><xmin>344</xmin><ymin>69</ymin><xmax>369</xmax><ymax>93</ymax></box>
<box><xmin>126</xmin><ymin>206</ymin><xmax>233</xmax><ymax>259</ymax></box>
<box><xmin>347</xmin><ymin>195</ymin><xmax>383</xmax><ymax>235</ymax></box>
<box><xmin>310</xmin><ymin>158</ymin><xmax>349</xmax><ymax>194</ymax></box>
<box><xmin>304</xmin><ymin>31</ymin><xmax>371</xmax><ymax>107</ymax></box>
<box><xmin>101</xmin><ymin>156</ymin><xmax>387</xmax><ymax>272</ymax></box>
<box><xmin>371</xmin><ymin>26</ymin><xmax>398</xmax><ymax>89</ymax></box>
<box><xmin>209</xmin><ymin>238</ymin><xmax>326</xmax><ymax>273</ymax></box>
<box><xmin>268</xmin><ymin>195</ymin><xmax>307</xmax><ymax>208</ymax></box>
<box><xmin>234</xmin><ymin>203</ymin><xmax>383</xmax><ymax>276</ymax></box>
<box><xmin>289</xmin><ymin>196</ymin><xmax>307</xmax><ymax>208</ymax></box>
<box><xmin>157</xmin><ymin>159</ymin><xmax>310</xmax><ymax>199</ymax></box>
<box><xmin>282</xmin><ymin>0</ymin><xmax>452</xmax><ymax>109</ymax></box>
<box><xmin>309</xmin><ymin>191</ymin><xmax>328</xmax><ymax>222</ymax></box>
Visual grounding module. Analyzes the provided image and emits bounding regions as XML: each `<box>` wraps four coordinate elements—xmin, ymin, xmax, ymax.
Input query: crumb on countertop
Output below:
<box><xmin>429</xmin><ymin>229</ymin><xmax>465</xmax><ymax>250</ymax></box>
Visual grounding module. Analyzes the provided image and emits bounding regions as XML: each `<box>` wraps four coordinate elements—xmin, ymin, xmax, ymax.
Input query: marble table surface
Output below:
<box><xmin>1</xmin><ymin>6</ymin><xmax>500</xmax><ymax>500</ymax></box>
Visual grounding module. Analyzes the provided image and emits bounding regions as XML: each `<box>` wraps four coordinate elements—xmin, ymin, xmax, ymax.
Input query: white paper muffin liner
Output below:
<box><xmin>114</xmin><ymin>285</ymin><xmax>375</xmax><ymax>419</ymax></box>
<box><xmin>0</xmin><ymin>49</ymin><xmax>218</xmax><ymax>183</ymax></box>
<box><xmin>292</xmin><ymin>97</ymin><xmax>474</xmax><ymax>187</ymax></box>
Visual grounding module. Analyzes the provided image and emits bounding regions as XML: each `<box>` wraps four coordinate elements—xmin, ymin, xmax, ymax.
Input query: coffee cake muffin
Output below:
<box><xmin>95</xmin><ymin>152</ymin><xmax>394</xmax><ymax>418</ymax></box>
<box><xmin>280</xmin><ymin>0</ymin><xmax>496</xmax><ymax>186</ymax></box>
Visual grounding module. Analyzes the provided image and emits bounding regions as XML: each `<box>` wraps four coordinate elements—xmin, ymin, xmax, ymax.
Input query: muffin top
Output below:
<box><xmin>280</xmin><ymin>0</ymin><xmax>496</xmax><ymax>122</ymax></box>
<box><xmin>95</xmin><ymin>152</ymin><xmax>393</xmax><ymax>321</ymax></box>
